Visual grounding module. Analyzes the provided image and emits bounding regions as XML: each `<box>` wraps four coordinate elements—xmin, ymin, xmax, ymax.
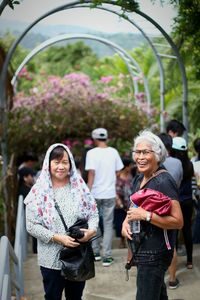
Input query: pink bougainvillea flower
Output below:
<box><xmin>135</xmin><ymin>92</ymin><xmax>146</xmax><ymax>101</ymax></box>
<box><xmin>64</xmin><ymin>73</ymin><xmax>90</xmax><ymax>86</ymax></box>
<box><xmin>100</xmin><ymin>76</ymin><xmax>113</xmax><ymax>83</ymax></box>
<box><xmin>72</xmin><ymin>140</ymin><xmax>80</xmax><ymax>147</ymax></box>
<box><xmin>62</xmin><ymin>139</ymin><xmax>72</xmax><ymax>148</ymax></box>
<box><xmin>18</xmin><ymin>66</ymin><xmax>28</xmax><ymax>77</ymax></box>
<box><xmin>84</xmin><ymin>139</ymin><xmax>93</xmax><ymax>146</ymax></box>
<box><xmin>133</xmin><ymin>76</ymin><xmax>140</xmax><ymax>81</ymax></box>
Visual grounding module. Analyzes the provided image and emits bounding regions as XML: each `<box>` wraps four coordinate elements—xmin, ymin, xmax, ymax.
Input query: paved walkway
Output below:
<box><xmin>23</xmin><ymin>241</ymin><xmax>200</xmax><ymax>300</ymax></box>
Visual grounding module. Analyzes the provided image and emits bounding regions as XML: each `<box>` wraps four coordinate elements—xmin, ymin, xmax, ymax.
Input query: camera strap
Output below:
<box><xmin>54</xmin><ymin>200</ymin><xmax>101</xmax><ymax>243</ymax></box>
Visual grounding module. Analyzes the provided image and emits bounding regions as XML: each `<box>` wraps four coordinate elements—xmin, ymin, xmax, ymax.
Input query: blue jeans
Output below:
<box><xmin>40</xmin><ymin>267</ymin><xmax>85</xmax><ymax>300</ymax></box>
<box><xmin>136</xmin><ymin>264</ymin><xmax>168</xmax><ymax>300</ymax></box>
<box><xmin>92</xmin><ymin>198</ymin><xmax>115</xmax><ymax>257</ymax></box>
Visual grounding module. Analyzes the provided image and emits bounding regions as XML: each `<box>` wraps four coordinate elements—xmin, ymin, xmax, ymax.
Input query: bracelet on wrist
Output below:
<box><xmin>146</xmin><ymin>211</ymin><xmax>153</xmax><ymax>222</ymax></box>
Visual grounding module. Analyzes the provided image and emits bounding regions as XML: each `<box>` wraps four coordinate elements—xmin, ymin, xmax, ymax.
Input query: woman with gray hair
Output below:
<box><xmin>122</xmin><ymin>130</ymin><xmax>183</xmax><ymax>300</ymax></box>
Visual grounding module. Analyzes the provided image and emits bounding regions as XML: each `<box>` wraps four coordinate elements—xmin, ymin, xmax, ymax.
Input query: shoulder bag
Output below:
<box><xmin>54</xmin><ymin>201</ymin><xmax>96</xmax><ymax>282</ymax></box>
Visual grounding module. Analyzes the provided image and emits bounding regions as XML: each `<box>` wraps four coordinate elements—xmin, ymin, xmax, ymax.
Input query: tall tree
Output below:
<box><xmin>165</xmin><ymin>0</ymin><xmax>200</xmax><ymax>79</ymax></box>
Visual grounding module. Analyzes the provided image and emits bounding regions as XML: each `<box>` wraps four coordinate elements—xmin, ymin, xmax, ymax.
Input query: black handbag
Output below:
<box><xmin>59</xmin><ymin>241</ymin><xmax>95</xmax><ymax>281</ymax></box>
<box><xmin>54</xmin><ymin>201</ymin><xmax>95</xmax><ymax>281</ymax></box>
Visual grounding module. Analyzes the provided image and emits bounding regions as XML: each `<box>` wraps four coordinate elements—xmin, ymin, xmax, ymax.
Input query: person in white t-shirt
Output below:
<box><xmin>85</xmin><ymin>128</ymin><xmax>124</xmax><ymax>267</ymax></box>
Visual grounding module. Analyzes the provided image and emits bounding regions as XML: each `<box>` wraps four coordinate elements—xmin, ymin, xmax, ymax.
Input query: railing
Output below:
<box><xmin>0</xmin><ymin>195</ymin><xmax>27</xmax><ymax>300</ymax></box>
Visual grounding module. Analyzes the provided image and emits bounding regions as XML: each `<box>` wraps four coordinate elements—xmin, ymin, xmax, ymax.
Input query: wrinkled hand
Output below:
<box><xmin>121</xmin><ymin>218</ymin><xmax>132</xmax><ymax>240</ymax></box>
<box><xmin>54</xmin><ymin>234</ymin><xmax>80</xmax><ymax>248</ymax></box>
<box><xmin>127</xmin><ymin>206</ymin><xmax>146</xmax><ymax>222</ymax></box>
<box><xmin>77</xmin><ymin>229</ymin><xmax>96</xmax><ymax>243</ymax></box>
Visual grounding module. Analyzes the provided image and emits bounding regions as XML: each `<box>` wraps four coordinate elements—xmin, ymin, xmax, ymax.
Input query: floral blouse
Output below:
<box><xmin>26</xmin><ymin>184</ymin><xmax>99</xmax><ymax>269</ymax></box>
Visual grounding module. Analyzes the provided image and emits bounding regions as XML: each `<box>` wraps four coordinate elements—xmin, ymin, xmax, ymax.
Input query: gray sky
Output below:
<box><xmin>0</xmin><ymin>0</ymin><xmax>177</xmax><ymax>34</ymax></box>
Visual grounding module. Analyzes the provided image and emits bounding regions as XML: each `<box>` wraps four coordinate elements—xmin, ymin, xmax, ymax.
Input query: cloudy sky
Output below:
<box><xmin>0</xmin><ymin>0</ymin><xmax>177</xmax><ymax>34</ymax></box>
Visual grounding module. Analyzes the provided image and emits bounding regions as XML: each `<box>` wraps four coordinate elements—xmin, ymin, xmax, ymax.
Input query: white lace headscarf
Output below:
<box><xmin>24</xmin><ymin>143</ymin><xmax>97</xmax><ymax>230</ymax></box>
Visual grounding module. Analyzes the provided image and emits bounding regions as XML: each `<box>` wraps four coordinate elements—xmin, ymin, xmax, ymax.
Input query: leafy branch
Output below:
<box><xmin>80</xmin><ymin>0</ymin><xmax>139</xmax><ymax>12</ymax></box>
<box><xmin>0</xmin><ymin>0</ymin><xmax>20</xmax><ymax>15</ymax></box>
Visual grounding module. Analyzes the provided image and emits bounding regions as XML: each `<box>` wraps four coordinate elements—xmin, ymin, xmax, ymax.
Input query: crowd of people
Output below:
<box><xmin>18</xmin><ymin>120</ymin><xmax>200</xmax><ymax>300</ymax></box>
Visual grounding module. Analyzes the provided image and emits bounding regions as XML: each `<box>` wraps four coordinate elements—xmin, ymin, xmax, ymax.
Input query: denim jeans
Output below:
<box><xmin>92</xmin><ymin>197</ymin><xmax>115</xmax><ymax>257</ymax></box>
<box><xmin>136</xmin><ymin>264</ymin><xmax>168</xmax><ymax>300</ymax></box>
<box><xmin>40</xmin><ymin>267</ymin><xmax>85</xmax><ymax>300</ymax></box>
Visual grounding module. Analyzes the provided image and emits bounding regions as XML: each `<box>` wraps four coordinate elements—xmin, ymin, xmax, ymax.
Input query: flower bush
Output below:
<box><xmin>8</xmin><ymin>72</ymin><xmax>150</xmax><ymax>158</ymax></box>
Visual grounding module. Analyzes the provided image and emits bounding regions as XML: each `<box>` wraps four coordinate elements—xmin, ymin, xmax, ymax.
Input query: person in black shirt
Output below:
<box><xmin>18</xmin><ymin>167</ymin><xmax>37</xmax><ymax>253</ymax></box>
<box><xmin>18</xmin><ymin>167</ymin><xmax>35</xmax><ymax>198</ymax></box>
<box><xmin>166</xmin><ymin>119</ymin><xmax>186</xmax><ymax>138</ymax></box>
<box><xmin>171</xmin><ymin>137</ymin><xmax>194</xmax><ymax>269</ymax></box>
<box><xmin>122</xmin><ymin>130</ymin><xmax>183</xmax><ymax>300</ymax></box>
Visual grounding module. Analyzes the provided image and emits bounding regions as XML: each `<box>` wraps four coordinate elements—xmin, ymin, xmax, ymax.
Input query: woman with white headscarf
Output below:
<box><xmin>24</xmin><ymin>144</ymin><xmax>99</xmax><ymax>300</ymax></box>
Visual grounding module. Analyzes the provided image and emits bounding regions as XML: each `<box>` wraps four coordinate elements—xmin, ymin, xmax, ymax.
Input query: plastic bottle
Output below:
<box><xmin>130</xmin><ymin>203</ymin><xmax>140</xmax><ymax>233</ymax></box>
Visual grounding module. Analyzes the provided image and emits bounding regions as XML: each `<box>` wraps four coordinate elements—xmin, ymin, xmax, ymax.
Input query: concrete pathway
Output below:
<box><xmin>23</xmin><ymin>243</ymin><xmax>200</xmax><ymax>300</ymax></box>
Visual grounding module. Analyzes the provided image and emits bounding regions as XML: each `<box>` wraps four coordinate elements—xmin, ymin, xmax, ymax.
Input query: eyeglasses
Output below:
<box><xmin>132</xmin><ymin>149</ymin><xmax>155</xmax><ymax>156</ymax></box>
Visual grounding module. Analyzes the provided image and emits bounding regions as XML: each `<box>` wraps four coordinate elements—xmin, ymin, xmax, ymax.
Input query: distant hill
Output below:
<box><xmin>0</xmin><ymin>19</ymin><xmax>147</xmax><ymax>57</ymax></box>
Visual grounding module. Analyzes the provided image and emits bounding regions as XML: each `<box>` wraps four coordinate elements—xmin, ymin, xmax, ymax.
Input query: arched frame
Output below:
<box><xmin>0</xmin><ymin>0</ymin><xmax>188</xmax><ymax>173</ymax></box>
<box><xmin>11</xmin><ymin>33</ymin><xmax>151</xmax><ymax>107</ymax></box>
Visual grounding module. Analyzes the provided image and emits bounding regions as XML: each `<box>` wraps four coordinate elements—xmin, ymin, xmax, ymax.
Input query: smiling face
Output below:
<box><xmin>50</xmin><ymin>150</ymin><xmax>71</xmax><ymax>185</ymax></box>
<box><xmin>133</xmin><ymin>142</ymin><xmax>159</xmax><ymax>178</ymax></box>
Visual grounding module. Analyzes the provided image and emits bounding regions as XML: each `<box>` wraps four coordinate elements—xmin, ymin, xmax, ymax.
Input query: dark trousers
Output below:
<box><xmin>114</xmin><ymin>208</ymin><xmax>126</xmax><ymax>237</ymax></box>
<box><xmin>180</xmin><ymin>200</ymin><xmax>193</xmax><ymax>262</ymax></box>
<box><xmin>40</xmin><ymin>267</ymin><xmax>85</xmax><ymax>300</ymax></box>
<box><xmin>136</xmin><ymin>264</ymin><xmax>168</xmax><ymax>300</ymax></box>
<box><xmin>193</xmin><ymin>201</ymin><xmax>200</xmax><ymax>243</ymax></box>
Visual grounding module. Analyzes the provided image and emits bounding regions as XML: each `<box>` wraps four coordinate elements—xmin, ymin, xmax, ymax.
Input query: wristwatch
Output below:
<box><xmin>146</xmin><ymin>211</ymin><xmax>152</xmax><ymax>222</ymax></box>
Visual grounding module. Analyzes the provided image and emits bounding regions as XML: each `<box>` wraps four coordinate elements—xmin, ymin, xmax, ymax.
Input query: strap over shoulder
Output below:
<box><xmin>140</xmin><ymin>168</ymin><xmax>168</xmax><ymax>189</ymax></box>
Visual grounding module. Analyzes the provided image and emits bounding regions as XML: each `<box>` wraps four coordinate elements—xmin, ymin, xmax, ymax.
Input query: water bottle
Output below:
<box><xmin>130</xmin><ymin>203</ymin><xmax>140</xmax><ymax>233</ymax></box>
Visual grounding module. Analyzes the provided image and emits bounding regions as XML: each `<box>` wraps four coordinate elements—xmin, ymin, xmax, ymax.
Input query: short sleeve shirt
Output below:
<box><xmin>131</xmin><ymin>169</ymin><xmax>178</xmax><ymax>266</ymax></box>
<box><xmin>85</xmin><ymin>147</ymin><xmax>124</xmax><ymax>199</ymax></box>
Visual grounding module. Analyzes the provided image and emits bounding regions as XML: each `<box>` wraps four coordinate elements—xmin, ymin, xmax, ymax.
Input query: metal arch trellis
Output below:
<box><xmin>0</xmin><ymin>0</ymin><xmax>188</xmax><ymax>177</ymax></box>
<box><xmin>72</xmin><ymin>3</ymin><xmax>167</xmax><ymax>132</ymax></box>
<box><xmin>11</xmin><ymin>33</ymin><xmax>151</xmax><ymax>110</ymax></box>
<box><xmin>77</xmin><ymin>2</ymin><xmax>188</xmax><ymax>134</ymax></box>
<box><xmin>2</xmin><ymin>2</ymin><xmax>166</xmax><ymax>132</ymax></box>
<box><xmin>137</xmin><ymin>9</ymin><xmax>188</xmax><ymax>134</ymax></box>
